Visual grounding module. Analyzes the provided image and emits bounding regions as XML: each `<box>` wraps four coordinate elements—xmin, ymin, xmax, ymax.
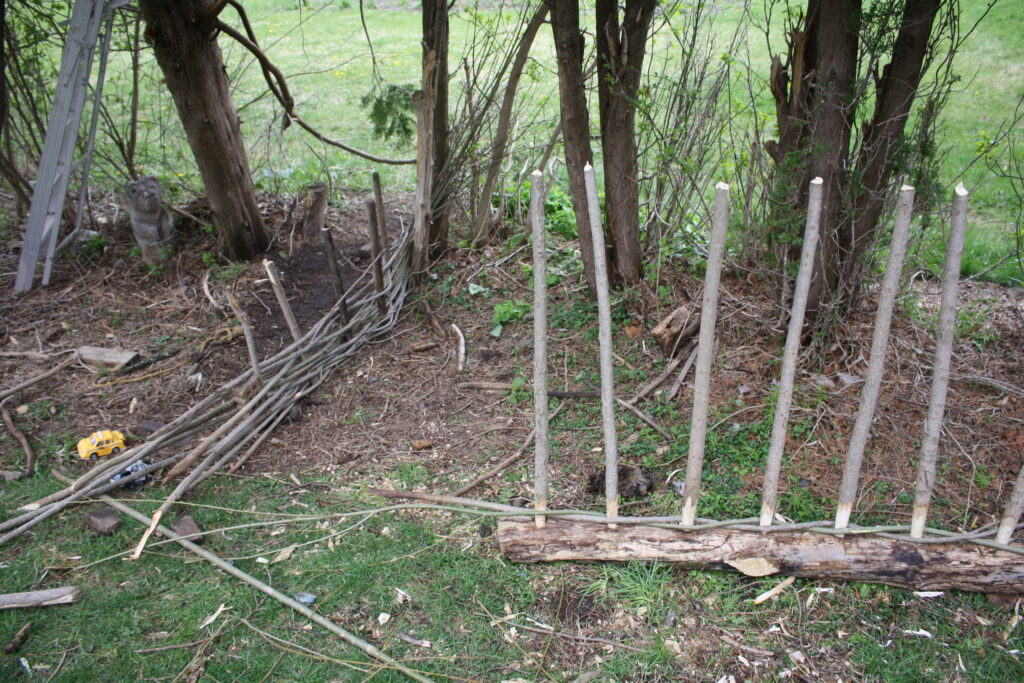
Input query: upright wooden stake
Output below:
<box><xmin>530</xmin><ymin>170</ymin><xmax>550</xmax><ymax>528</ymax></box>
<box><xmin>680</xmin><ymin>182</ymin><xmax>730</xmax><ymax>526</ymax></box>
<box><xmin>835</xmin><ymin>185</ymin><xmax>914</xmax><ymax>530</ymax></box>
<box><xmin>262</xmin><ymin>260</ymin><xmax>302</xmax><ymax>343</ymax></box>
<box><xmin>760</xmin><ymin>177</ymin><xmax>823</xmax><ymax>527</ymax></box>
<box><xmin>321</xmin><ymin>227</ymin><xmax>349</xmax><ymax>323</ymax></box>
<box><xmin>910</xmin><ymin>184</ymin><xmax>969</xmax><ymax>538</ymax></box>
<box><xmin>583</xmin><ymin>164</ymin><xmax>618</xmax><ymax>525</ymax></box>
<box><xmin>365</xmin><ymin>198</ymin><xmax>387</xmax><ymax>316</ymax></box>
<box><xmin>372</xmin><ymin>171</ymin><xmax>390</xmax><ymax>255</ymax></box>
<box><xmin>411</xmin><ymin>50</ymin><xmax>437</xmax><ymax>273</ymax></box>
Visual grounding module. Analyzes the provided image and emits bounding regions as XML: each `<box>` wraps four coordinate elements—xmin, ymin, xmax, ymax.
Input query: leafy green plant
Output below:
<box><xmin>585</xmin><ymin>563</ymin><xmax>674</xmax><ymax>621</ymax></box>
<box><xmin>360</xmin><ymin>83</ymin><xmax>416</xmax><ymax>146</ymax></box>
<box><xmin>491</xmin><ymin>299</ymin><xmax>530</xmax><ymax>337</ymax></box>
<box><xmin>955</xmin><ymin>298</ymin><xmax>1000</xmax><ymax>348</ymax></box>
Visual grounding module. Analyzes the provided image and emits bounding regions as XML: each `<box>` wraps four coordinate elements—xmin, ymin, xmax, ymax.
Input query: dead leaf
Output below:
<box><xmin>902</xmin><ymin>628</ymin><xmax>933</xmax><ymax>638</ymax></box>
<box><xmin>270</xmin><ymin>545</ymin><xmax>295</xmax><ymax>564</ymax></box>
<box><xmin>395</xmin><ymin>587</ymin><xmax>412</xmax><ymax>604</ymax></box>
<box><xmin>410</xmin><ymin>440</ymin><xmax>433</xmax><ymax>451</ymax></box>
<box><xmin>624</xmin><ymin>325</ymin><xmax>643</xmax><ymax>340</ymax></box>
<box><xmin>728</xmin><ymin>557</ymin><xmax>781</xmax><ymax>577</ymax></box>
<box><xmin>199</xmin><ymin>603</ymin><xmax>230</xmax><ymax>629</ymax></box>
<box><xmin>377</xmin><ymin>612</ymin><xmax>391</xmax><ymax>625</ymax></box>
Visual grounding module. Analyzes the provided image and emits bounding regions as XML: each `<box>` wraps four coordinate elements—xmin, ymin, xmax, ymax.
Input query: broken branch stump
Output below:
<box><xmin>496</xmin><ymin>518</ymin><xmax>1024</xmax><ymax>593</ymax></box>
<box><xmin>301</xmin><ymin>181</ymin><xmax>328</xmax><ymax>242</ymax></box>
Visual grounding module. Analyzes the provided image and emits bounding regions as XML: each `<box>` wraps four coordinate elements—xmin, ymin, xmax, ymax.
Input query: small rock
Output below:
<box><xmin>170</xmin><ymin>516</ymin><xmax>203</xmax><ymax>544</ymax></box>
<box><xmin>663</xmin><ymin>608</ymin><xmax>679</xmax><ymax>627</ymax></box>
<box><xmin>0</xmin><ymin>470</ymin><xmax>23</xmax><ymax>482</ymax></box>
<box><xmin>294</xmin><ymin>592</ymin><xmax>317</xmax><ymax>605</ymax></box>
<box><xmin>86</xmin><ymin>507</ymin><xmax>122</xmax><ymax>536</ymax></box>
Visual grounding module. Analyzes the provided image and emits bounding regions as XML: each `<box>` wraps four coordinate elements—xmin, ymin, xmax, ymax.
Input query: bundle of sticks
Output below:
<box><xmin>0</xmin><ymin>230</ymin><xmax>414</xmax><ymax>553</ymax></box>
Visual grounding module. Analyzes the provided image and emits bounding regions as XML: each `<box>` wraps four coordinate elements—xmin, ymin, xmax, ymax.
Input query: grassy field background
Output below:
<box><xmin>82</xmin><ymin>0</ymin><xmax>1023</xmax><ymax>285</ymax></box>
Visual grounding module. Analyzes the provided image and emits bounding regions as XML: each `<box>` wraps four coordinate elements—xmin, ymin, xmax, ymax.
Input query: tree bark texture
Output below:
<box><xmin>422</xmin><ymin>0</ymin><xmax>449</xmax><ymax>255</ymax></box>
<box><xmin>769</xmin><ymin>0</ymin><xmax>941</xmax><ymax>329</ymax></box>
<box><xmin>595</xmin><ymin>0</ymin><xmax>656</xmax><ymax>285</ymax></box>
<box><xmin>843</xmin><ymin>0</ymin><xmax>940</xmax><ymax>289</ymax></box>
<box><xmin>139</xmin><ymin>0</ymin><xmax>268</xmax><ymax>261</ymax></box>
<box><xmin>498</xmin><ymin>518</ymin><xmax>1024</xmax><ymax>593</ymax></box>
<box><xmin>793</xmin><ymin>0</ymin><xmax>861</xmax><ymax>326</ymax></box>
<box><xmin>546</xmin><ymin>0</ymin><xmax>597</xmax><ymax>295</ymax></box>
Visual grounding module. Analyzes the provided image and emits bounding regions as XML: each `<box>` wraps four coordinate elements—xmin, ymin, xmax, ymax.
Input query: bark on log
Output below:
<box><xmin>497</xmin><ymin>518</ymin><xmax>1024</xmax><ymax>593</ymax></box>
<box><xmin>0</xmin><ymin>586</ymin><xmax>81</xmax><ymax>610</ymax></box>
<box><xmin>650</xmin><ymin>304</ymin><xmax>699</xmax><ymax>356</ymax></box>
<box><xmin>301</xmin><ymin>182</ymin><xmax>327</xmax><ymax>242</ymax></box>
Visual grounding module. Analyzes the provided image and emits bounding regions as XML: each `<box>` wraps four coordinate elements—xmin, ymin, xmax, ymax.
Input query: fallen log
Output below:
<box><xmin>497</xmin><ymin>518</ymin><xmax>1024</xmax><ymax>594</ymax></box>
<box><xmin>0</xmin><ymin>587</ymin><xmax>81</xmax><ymax>610</ymax></box>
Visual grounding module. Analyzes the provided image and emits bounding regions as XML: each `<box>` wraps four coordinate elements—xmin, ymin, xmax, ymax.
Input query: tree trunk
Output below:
<box><xmin>497</xmin><ymin>518</ymin><xmax>1024</xmax><ymax>593</ymax></box>
<box><xmin>842</xmin><ymin>0</ymin><xmax>940</xmax><ymax>292</ymax></box>
<box><xmin>138</xmin><ymin>0</ymin><xmax>268</xmax><ymax>261</ymax></box>
<box><xmin>595</xmin><ymin>0</ymin><xmax>656</xmax><ymax>285</ymax></box>
<box><xmin>422</xmin><ymin>0</ymin><xmax>449</xmax><ymax>256</ymax></box>
<box><xmin>797</xmin><ymin>0</ymin><xmax>861</xmax><ymax>326</ymax></box>
<box><xmin>472</xmin><ymin>5</ymin><xmax>548</xmax><ymax>247</ymax></box>
<box><xmin>546</xmin><ymin>0</ymin><xmax>597</xmax><ymax>295</ymax></box>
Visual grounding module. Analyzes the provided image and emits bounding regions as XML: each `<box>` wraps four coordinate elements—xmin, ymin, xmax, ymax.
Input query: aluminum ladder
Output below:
<box><xmin>13</xmin><ymin>0</ymin><xmax>127</xmax><ymax>292</ymax></box>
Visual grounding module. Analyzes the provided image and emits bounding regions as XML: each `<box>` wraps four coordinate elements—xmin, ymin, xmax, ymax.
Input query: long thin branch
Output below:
<box><xmin>52</xmin><ymin>473</ymin><xmax>434</xmax><ymax>683</ymax></box>
<box><xmin>1</xmin><ymin>399</ymin><xmax>34</xmax><ymax>475</ymax></box>
<box><xmin>214</xmin><ymin>19</ymin><xmax>413</xmax><ymax>166</ymax></box>
<box><xmin>0</xmin><ymin>354</ymin><xmax>76</xmax><ymax>403</ymax></box>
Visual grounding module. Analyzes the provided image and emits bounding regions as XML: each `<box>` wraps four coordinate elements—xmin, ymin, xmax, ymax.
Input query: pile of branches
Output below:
<box><xmin>0</xmin><ymin>230</ymin><xmax>414</xmax><ymax>549</ymax></box>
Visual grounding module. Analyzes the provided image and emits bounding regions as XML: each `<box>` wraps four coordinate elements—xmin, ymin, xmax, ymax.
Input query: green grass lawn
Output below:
<box><xmin>1</xmin><ymin>467</ymin><xmax>1022</xmax><ymax>681</ymax></box>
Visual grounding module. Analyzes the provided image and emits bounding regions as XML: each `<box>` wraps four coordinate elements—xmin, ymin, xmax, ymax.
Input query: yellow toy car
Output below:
<box><xmin>77</xmin><ymin>430</ymin><xmax>126</xmax><ymax>461</ymax></box>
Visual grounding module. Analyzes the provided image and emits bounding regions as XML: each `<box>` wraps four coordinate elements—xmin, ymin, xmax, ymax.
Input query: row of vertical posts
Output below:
<box><xmin>529</xmin><ymin>172</ymin><xmax>1022</xmax><ymax>544</ymax></box>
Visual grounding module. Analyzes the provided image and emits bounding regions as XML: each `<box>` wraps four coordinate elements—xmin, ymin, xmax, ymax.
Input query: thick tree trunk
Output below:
<box><xmin>842</xmin><ymin>0</ymin><xmax>940</xmax><ymax>291</ymax></box>
<box><xmin>546</xmin><ymin>0</ymin><xmax>597</xmax><ymax>295</ymax></box>
<box><xmin>139</xmin><ymin>0</ymin><xmax>268</xmax><ymax>261</ymax></box>
<box><xmin>498</xmin><ymin>518</ymin><xmax>1024</xmax><ymax>593</ymax></box>
<box><xmin>595</xmin><ymin>0</ymin><xmax>656</xmax><ymax>285</ymax></box>
<box><xmin>472</xmin><ymin>5</ymin><xmax>548</xmax><ymax>247</ymax></box>
<box><xmin>422</xmin><ymin>0</ymin><xmax>449</xmax><ymax>256</ymax></box>
<box><xmin>798</xmin><ymin>0</ymin><xmax>861</xmax><ymax>326</ymax></box>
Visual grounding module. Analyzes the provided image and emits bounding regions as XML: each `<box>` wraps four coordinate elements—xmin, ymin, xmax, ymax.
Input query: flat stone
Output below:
<box><xmin>170</xmin><ymin>516</ymin><xmax>203</xmax><ymax>544</ymax></box>
<box><xmin>86</xmin><ymin>507</ymin><xmax>122</xmax><ymax>536</ymax></box>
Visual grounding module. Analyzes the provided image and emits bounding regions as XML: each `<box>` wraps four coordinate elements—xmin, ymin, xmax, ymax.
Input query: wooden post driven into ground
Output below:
<box><xmin>910</xmin><ymin>184</ymin><xmax>969</xmax><ymax>538</ymax></box>
<box><xmin>835</xmin><ymin>185</ymin><xmax>914</xmax><ymax>530</ymax></box>
<box><xmin>680</xmin><ymin>182</ymin><xmax>729</xmax><ymax>525</ymax></box>
<box><xmin>760</xmin><ymin>178</ymin><xmax>822</xmax><ymax>527</ymax></box>
<box><xmin>583</xmin><ymin>164</ymin><xmax>619</xmax><ymax>525</ymax></box>
<box><xmin>530</xmin><ymin>170</ymin><xmax>550</xmax><ymax>528</ymax></box>
<box><xmin>496</xmin><ymin>181</ymin><xmax>1022</xmax><ymax>591</ymax></box>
